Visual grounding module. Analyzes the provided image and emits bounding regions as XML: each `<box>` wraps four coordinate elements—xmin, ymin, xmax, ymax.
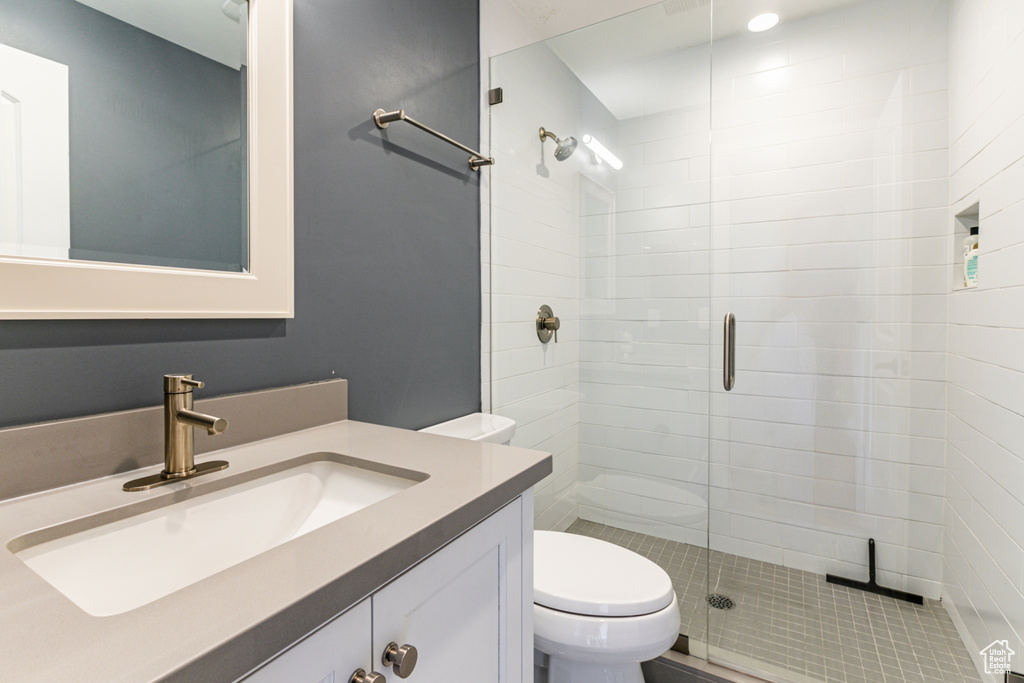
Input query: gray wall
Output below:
<box><xmin>0</xmin><ymin>0</ymin><xmax>247</xmax><ymax>271</ymax></box>
<box><xmin>0</xmin><ymin>0</ymin><xmax>481</xmax><ymax>431</ymax></box>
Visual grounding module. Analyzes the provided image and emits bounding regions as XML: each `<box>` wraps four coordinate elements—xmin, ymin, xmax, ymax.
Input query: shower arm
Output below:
<box><xmin>373</xmin><ymin>109</ymin><xmax>495</xmax><ymax>170</ymax></box>
<box><xmin>539</xmin><ymin>128</ymin><xmax>558</xmax><ymax>142</ymax></box>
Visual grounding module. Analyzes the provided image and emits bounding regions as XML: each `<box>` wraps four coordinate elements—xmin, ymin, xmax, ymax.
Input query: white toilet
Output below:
<box><xmin>418</xmin><ymin>411</ymin><xmax>516</xmax><ymax>445</ymax></box>
<box><xmin>533</xmin><ymin>530</ymin><xmax>680</xmax><ymax>683</ymax></box>
<box><xmin>420</xmin><ymin>413</ymin><xmax>681</xmax><ymax>683</ymax></box>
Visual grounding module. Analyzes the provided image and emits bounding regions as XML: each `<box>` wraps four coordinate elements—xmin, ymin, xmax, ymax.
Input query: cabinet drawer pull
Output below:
<box><xmin>349</xmin><ymin>669</ymin><xmax>386</xmax><ymax>683</ymax></box>
<box><xmin>382</xmin><ymin>642</ymin><xmax>418</xmax><ymax>678</ymax></box>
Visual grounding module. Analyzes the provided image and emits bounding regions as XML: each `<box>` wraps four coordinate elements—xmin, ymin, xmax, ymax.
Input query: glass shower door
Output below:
<box><xmin>705</xmin><ymin>0</ymin><xmax>950</xmax><ymax>680</ymax></box>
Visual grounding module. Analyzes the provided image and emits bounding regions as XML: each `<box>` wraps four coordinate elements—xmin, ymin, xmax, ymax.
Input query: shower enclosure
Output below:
<box><xmin>488</xmin><ymin>1</ymin><xmax>984</xmax><ymax>681</ymax></box>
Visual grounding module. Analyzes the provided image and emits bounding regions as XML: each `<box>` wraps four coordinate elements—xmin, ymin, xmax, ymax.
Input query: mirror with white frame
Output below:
<box><xmin>0</xmin><ymin>0</ymin><xmax>293</xmax><ymax>318</ymax></box>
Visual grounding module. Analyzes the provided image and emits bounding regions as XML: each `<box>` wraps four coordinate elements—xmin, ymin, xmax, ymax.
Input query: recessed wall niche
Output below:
<box><xmin>953</xmin><ymin>203</ymin><xmax>979</xmax><ymax>291</ymax></box>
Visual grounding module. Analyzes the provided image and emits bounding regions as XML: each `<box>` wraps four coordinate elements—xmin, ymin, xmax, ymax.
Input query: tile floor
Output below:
<box><xmin>566</xmin><ymin>519</ymin><xmax>980</xmax><ymax>683</ymax></box>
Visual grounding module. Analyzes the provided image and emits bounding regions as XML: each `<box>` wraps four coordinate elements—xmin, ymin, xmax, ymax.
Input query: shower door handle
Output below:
<box><xmin>723</xmin><ymin>313</ymin><xmax>736</xmax><ymax>391</ymax></box>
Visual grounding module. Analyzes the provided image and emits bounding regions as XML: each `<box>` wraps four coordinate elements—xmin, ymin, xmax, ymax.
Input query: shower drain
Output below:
<box><xmin>706</xmin><ymin>594</ymin><xmax>735</xmax><ymax>610</ymax></box>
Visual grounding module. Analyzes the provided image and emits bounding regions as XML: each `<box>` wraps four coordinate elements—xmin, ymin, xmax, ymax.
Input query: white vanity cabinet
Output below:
<box><xmin>242</xmin><ymin>600</ymin><xmax>372</xmax><ymax>682</ymax></box>
<box><xmin>241</xmin><ymin>496</ymin><xmax>529</xmax><ymax>683</ymax></box>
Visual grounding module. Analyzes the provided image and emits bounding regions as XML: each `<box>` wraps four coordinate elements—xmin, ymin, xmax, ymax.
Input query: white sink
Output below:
<box><xmin>13</xmin><ymin>459</ymin><xmax>420</xmax><ymax>616</ymax></box>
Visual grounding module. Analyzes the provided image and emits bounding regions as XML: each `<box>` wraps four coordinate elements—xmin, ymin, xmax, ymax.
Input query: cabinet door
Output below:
<box><xmin>372</xmin><ymin>500</ymin><xmax>523</xmax><ymax>683</ymax></box>
<box><xmin>242</xmin><ymin>599</ymin><xmax>372</xmax><ymax>683</ymax></box>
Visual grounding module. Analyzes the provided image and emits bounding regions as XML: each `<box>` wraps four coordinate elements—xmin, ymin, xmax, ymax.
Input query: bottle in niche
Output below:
<box><xmin>963</xmin><ymin>226</ymin><xmax>979</xmax><ymax>288</ymax></box>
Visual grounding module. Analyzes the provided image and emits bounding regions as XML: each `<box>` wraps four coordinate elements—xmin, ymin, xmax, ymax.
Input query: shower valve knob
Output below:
<box><xmin>543</xmin><ymin>317</ymin><xmax>560</xmax><ymax>343</ymax></box>
<box><xmin>537</xmin><ymin>305</ymin><xmax>560</xmax><ymax>343</ymax></box>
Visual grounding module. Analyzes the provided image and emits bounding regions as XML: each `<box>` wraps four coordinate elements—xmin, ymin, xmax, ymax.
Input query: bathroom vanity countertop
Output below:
<box><xmin>0</xmin><ymin>420</ymin><xmax>551</xmax><ymax>682</ymax></box>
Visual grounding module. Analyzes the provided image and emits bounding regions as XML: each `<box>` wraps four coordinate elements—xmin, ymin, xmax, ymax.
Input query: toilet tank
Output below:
<box><xmin>418</xmin><ymin>413</ymin><xmax>516</xmax><ymax>445</ymax></box>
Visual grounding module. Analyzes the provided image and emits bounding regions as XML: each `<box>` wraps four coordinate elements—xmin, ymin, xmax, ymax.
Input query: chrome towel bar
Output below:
<box><xmin>373</xmin><ymin>108</ymin><xmax>495</xmax><ymax>171</ymax></box>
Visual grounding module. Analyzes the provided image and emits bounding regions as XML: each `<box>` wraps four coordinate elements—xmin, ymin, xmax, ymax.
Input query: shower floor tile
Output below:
<box><xmin>565</xmin><ymin>519</ymin><xmax>980</xmax><ymax>683</ymax></box>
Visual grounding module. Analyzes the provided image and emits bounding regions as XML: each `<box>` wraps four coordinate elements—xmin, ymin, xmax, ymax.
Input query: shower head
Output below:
<box><xmin>539</xmin><ymin>127</ymin><xmax>578</xmax><ymax>161</ymax></box>
<box><xmin>555</xmin><ymin>136</ymin><xmax>578</xmax><ymax>161</ymax></box>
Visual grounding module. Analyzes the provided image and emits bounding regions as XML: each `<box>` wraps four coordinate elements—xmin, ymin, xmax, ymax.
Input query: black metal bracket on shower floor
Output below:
<box><xmin>826</xmin><ymin>538</ymin><xmax>924</xmax><ymax>604</ymax></box>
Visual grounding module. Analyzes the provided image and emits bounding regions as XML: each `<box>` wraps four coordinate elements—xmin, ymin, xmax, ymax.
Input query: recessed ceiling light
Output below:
<box><xmin>748</xmin><ymin>13</ymin><xmax>779</xmax><ymax>32</ymax></box>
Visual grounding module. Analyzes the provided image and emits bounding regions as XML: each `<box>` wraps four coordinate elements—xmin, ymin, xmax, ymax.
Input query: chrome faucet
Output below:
<box><xmin>123</xmin><ymin>374</ymin><xmax>230</xmax><ymax>492</ymax></box>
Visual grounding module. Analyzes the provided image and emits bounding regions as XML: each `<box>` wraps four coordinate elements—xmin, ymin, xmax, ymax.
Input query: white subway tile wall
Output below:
<box><xmin>488</xmin><ymin>43</ymin><xmax>591</xmax><ymax>531</ymax></box>
<box><xmin>944</xmin><ymin>0</ymin><xmax>1024</xmax><ymax>678</ymax></box>
<box><xmin>480</xmin><ymin>0</ymin><xmax>547</xmax><ymax>416</ymax></box>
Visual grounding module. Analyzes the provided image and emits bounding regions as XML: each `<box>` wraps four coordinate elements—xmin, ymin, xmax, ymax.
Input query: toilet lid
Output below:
<box><xmin>534</xmin><ymin>531</ymin><xmax>674</xmax><ymax>617</ymax></box>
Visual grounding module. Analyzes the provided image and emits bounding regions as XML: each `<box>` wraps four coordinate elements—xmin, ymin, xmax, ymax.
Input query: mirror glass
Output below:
<box><xmin>0</xmin><ymin>0</ymin><xmax>249</xmax><ymax>273</ymax></box>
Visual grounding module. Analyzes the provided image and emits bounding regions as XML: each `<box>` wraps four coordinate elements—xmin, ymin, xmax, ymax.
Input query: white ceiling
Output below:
<box><xmin>509</xmin><ymin>0</ymin><xmax>870</xmax><ymax>119</ymax></box>
<box><xmin>74</xmin><ymin>0</ymin><xmax>247</xmax><ymax>70</ymax></box>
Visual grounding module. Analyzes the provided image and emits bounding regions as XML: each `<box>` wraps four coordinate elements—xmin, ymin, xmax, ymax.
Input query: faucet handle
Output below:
<box><xmin>164</xmin><ymin>374</ymin><xmax>205</xmax><ymax>393</ymax></box>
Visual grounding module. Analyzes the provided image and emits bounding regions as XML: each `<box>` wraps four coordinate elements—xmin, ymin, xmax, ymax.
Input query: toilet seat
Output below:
<box><xmin>534</xmin><ymin>530</ymin><xmax>674</xmax><ymax>617</ymax></box>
